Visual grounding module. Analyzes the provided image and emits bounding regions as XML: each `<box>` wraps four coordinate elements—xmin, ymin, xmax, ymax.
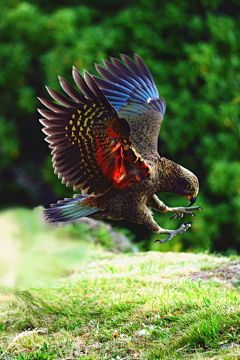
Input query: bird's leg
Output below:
<box><xmin>139</xmin><ymin>207</ymin><xmax>193</xmax><ymax>244</ymax></box>
<box><xmin>147</xmin><ymin>195</ymin><xmax>203</xmax><ymax>221</ymax></box>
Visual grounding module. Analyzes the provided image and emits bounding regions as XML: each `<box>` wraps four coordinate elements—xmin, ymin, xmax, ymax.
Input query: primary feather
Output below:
<box><xmin>93</xmin><ymin>54</ymin><xmax>166</xmax><ymax>157</ymax></box>
<box><xmin>38</xmin><ymin>63</ymin><xmax>151</xmax><ymax>196</ymax></box>
<box><xmin>39</xmin><ymin>54</ymin><xmax>201</xmax><ymax>245</ymax></box>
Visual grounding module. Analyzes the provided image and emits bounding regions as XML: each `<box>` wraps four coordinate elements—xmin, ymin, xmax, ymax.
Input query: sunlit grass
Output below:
<box><xmin>1</xmin><ymin>251</ymin><xmax>240</xmax><ymax>359</ymax></box>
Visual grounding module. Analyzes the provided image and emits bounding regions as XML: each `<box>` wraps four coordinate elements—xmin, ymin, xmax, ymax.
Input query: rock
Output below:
<box><xmin>77</xmin><ymin>218</ymin><xmax>133</xmax><ymax>252</ymax></box>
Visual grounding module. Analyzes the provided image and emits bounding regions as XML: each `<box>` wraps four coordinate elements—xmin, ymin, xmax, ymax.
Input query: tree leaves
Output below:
<box><xmin>1</xmin><ymin>0</ymin><xmax>240</xmax><ymax>251</ymax></box>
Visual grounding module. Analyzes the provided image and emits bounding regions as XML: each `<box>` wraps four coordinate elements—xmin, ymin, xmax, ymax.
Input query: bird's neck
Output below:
<box><xmin>152</xmin><ymin>157</ymin><xmax>183</xmax><ymax>193</ymax></box>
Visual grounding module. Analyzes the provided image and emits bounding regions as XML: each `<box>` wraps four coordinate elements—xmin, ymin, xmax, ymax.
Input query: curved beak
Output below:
<box><xmin>186</xmin><ymin>193</ymin><xmax>197</xmax><ymax>207</ymax></box>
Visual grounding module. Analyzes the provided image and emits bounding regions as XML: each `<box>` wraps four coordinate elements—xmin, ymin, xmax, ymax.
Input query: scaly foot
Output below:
<box><xmin>154</xmin><ymin>222</ymin><xmax>192</xmax><ymax>244</ymax></box>
<box><xmin>168</xmin><ymin>206</ymin><xmax>203</xmax><ymax>221</ymax></box>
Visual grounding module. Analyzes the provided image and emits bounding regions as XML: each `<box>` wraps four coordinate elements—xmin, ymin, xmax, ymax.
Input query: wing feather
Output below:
<box><xmin>94</xmin><ymin>54</ymin><xmax>166</xmax><ymax>156</ymax></box>
<box><xmin>39</xmin><ymin>69</ymin><xmax>151</xmax><ymax>195</ymax></box>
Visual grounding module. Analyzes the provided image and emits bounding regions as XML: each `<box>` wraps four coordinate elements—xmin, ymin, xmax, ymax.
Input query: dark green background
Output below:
<box><xmin>1</xmin><ymin>0</ymin><xmax>240</xmax><ymax>252</ymax></box>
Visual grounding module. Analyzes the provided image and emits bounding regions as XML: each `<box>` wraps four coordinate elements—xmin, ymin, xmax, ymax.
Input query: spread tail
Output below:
<box><xmin>44</xmin><ymin>195</ymin><xmax>99</xmax><ymax>224</ymax></box>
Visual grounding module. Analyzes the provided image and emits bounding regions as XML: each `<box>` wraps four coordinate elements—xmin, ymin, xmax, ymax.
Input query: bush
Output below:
<box><xmin>1</xmin><ymin>0</ymin><xmax>240</xmax><ymax>252</ymax></box>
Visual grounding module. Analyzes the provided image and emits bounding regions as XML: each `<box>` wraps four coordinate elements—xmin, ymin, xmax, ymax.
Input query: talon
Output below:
<box><xmin>169</xmin><ymin>205</ymin><xmax>203</xmax><ymax>222</ymax></box>
<box><xmin>155</xmin><ymin>233</ymin><xmax>173</xmax><ymax>244</ymax></box>
<box><xmin>189</xmin><ymin>206</ymin><xmax>203</xmax><ymax>211</ymax></box>
<box><xmin>170</xmin><ymin>214</ymin><xmax>177</xmax><ymax>221</ymax></box>
<box><xmin>155</xmin><ymin>220</ymin><xmax>193</xmax><ymax>245</ymax></box>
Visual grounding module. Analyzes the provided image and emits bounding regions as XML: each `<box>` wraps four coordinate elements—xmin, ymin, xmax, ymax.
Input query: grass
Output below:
<box><xmin>1</xmin><ymin>250</ymin><xmax>240</xmax><ymax>359</ymax></box>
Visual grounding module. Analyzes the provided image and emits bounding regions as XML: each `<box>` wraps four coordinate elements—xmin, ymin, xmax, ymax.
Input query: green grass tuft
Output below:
<box><xmin>1</xmin><ymin>252</ymin><xmax>240</xmax><ymax>359</ymax></box>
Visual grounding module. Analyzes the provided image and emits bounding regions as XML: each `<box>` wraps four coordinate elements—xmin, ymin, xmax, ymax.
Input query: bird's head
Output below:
<box><xmin>159</xmin><ymin>159</ymin><xmax>199</xmax><ymax>206</ymax></box>
<box><xmin>172</xmin><ymin>165</ymin><xmax>199</xmax><ymax>206</ymax></box>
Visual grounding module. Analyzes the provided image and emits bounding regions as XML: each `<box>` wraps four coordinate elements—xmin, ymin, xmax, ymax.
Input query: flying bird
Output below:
<box><xmin>38</xmin><ymin>54</ymin><xmax>202</xmax><ymax>243</ymax></box>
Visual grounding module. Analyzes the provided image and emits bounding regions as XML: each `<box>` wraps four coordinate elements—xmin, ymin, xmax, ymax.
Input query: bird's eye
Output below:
<box><xmin>187</xmin><ymin>185</ymin><xmax>193</xmax><ymax>190</ymax></box>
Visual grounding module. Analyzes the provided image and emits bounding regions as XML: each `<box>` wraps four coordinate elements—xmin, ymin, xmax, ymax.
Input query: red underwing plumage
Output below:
<box><xmin>38</xmin><ymin>67</ymin><xmax>151</xmax><ymax>196</ymax></box>
<box><xmin>41</xmin><ymin>54</ymin><xmax>200</xmax><ymax>248</ymax></box>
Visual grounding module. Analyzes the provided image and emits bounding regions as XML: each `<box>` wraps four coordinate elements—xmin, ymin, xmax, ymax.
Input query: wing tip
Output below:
<box><xmin>45</xmin><ymin>86</ymin><xmax>53</xmax><ymax>97</ymax></box>
<box><xmin>72</xmin><ymin>65</ymin><xmax>78</xmax><ymax>76</ymax></box>
<box><xmin>37</xmin><ymin>108</ymin><xmax>45</xmax><ymax>116</ymax></box>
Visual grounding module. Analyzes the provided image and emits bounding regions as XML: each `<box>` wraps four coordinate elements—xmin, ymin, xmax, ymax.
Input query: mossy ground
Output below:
<box><xmin>1</xmin><ymin>250</ymin><xmax>240</xmax><ymax>359</ymax></box>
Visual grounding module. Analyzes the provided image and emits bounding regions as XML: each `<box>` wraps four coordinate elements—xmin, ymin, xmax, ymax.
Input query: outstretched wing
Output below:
<box><xmin>93</xmin><ymin>54</ymin><xmax>166</xmax><ymax>157</ymax></box>
<box><xmin>38</xmin><ymin>69</ymin><xmax>151</xmax><ymax>196</ymax></box>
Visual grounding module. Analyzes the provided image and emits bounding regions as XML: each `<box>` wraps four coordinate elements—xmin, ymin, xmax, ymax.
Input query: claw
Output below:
<box><xmin>190</xmin><ymin>206</ymin><xmax>203</xmax><ymax>211</ymax></box>
<box><xmin>169</xmin><ymin>206</ymin><xmax>203</xmax><ymax>221</ymax></box>
<box><xmin>155</xmin><ymin>222</ymin><xmax>192</xmax><ymax>244</ymax></box>
<box><xmin>155</xmin><ymin>233</ymin><xmax>174</xmax><ymax>244</ymax></box>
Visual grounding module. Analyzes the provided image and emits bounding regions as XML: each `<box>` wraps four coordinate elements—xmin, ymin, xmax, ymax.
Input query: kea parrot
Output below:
<box><xmin>38</xmin><ymin>54</ymin><xmax>202</xmax><ymax>244</ymax></box>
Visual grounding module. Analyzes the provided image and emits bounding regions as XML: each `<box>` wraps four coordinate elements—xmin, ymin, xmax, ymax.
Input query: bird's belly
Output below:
<box><xmin>101</xmin><ymin>188</ymin><xmax>147</xmax><ymax>221</ymax></box>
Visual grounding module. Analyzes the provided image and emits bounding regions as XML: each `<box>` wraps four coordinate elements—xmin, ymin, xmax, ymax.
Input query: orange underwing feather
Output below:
<box><xmin>38</xmin><ymin>68</ymin><xmax>151</xmax><ymax>196</ymax></box>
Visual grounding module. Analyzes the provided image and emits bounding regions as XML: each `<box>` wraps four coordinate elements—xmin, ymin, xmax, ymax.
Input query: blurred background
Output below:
<box><xmin>0</xmin><ymin>0</ymin><xmax>240</xmax><ymax>280</ymax></box>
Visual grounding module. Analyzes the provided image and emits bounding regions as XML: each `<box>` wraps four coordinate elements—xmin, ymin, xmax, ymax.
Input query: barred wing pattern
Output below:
<box><xmin>38</xmin><ymin>68</ymin><xmax>151</xmax><ymax>196</ymax></box>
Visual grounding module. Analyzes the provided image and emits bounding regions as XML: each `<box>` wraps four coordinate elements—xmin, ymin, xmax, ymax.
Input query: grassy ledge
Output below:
<box><xmin>0</xmin><ymin>251</ymin><xmax>240</xmax><ymax>359</ymax></box>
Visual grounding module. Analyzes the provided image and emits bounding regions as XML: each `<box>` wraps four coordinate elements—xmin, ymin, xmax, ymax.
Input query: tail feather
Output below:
<box><xmin>44</xmin><ymin>195</ymin><xmax>99</xmax><ymax>224</ymax></box>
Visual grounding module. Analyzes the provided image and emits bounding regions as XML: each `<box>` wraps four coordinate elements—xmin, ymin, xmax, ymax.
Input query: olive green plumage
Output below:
<box><xmin>38</xmin><ymin>54</ymin><xmax>202</xmax><ymax>243</ymax></box>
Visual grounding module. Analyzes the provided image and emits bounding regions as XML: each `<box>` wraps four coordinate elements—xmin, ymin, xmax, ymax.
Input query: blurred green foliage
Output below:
<box><xmin>0</xmin><ymin>0</ymin><xmax>240</xmax><ymax>252</ymax></box>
